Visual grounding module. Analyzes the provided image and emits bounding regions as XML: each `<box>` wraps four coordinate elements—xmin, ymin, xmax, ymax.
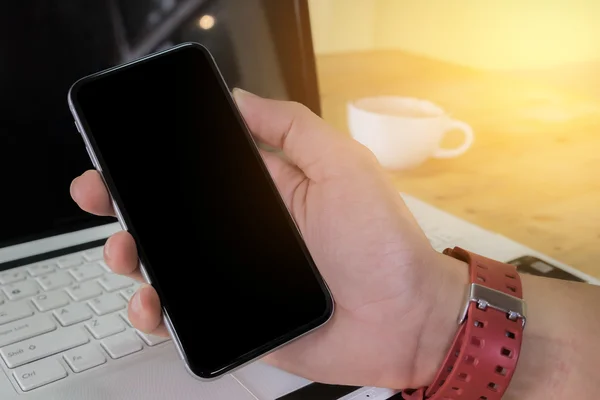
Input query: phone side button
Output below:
<box><xmin>74</xmin><ymin>120</ymin><xmax>83</xmax><ymax>133</ymax></box>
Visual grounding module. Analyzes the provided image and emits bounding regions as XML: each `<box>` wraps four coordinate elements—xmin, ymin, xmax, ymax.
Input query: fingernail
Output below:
<box><xmin>103</xmin><ymin>239</ymin><xmax>111</xmax><ymax>261</ymax></box>
<box><xmin>130</xmin><ymin>287</ymin><xmax>144</xmax><ymax>315</ymax></box>
<box><xmin>70</xmin><ymin>178</ymin><xmax>79</xmax><ymax>201</ymax></box>
<box><xmin>232</xmin><ymin>87</ymin><xmax>257</xmax><ymax>100</ymax></box>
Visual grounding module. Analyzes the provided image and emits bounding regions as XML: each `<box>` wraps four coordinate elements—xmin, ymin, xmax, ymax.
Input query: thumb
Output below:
<box><xmin>233</xmin><ymin>89</ymin><xmax>364</xmax><ymax>181</ymax></box>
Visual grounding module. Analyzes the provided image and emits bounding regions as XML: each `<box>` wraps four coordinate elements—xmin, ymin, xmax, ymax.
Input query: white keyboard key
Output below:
<box><xmin>0</xmin><ymin>315</ymin><xmax>56</xmax><ymax>347</ymax></box>
<box><xmin>0</xmin><ymin>327</ymin><xmax>89</xmax><ymax>368</ymax></box>
<box><xmin>83</xmin><ymin>247</ymin><xmax>104</xmax><ymax>262</ymax></box>
<box><xmin>13</xmin><ymin>358</ymin><xmax>67</xmax><ymax>391</ymax></box>
<box><xmin>119</xmin><ymin>311</ymin><xmax>132</xmax><ymax>327</ymax></box>
<box><xmin>99</xmin><ymin>261</ymin><xmax>112</xmax><ymax>273</ymax></box>
<box><xmin>32</xmin><ymin>291</ymin><xmax>70</xmax><ymax>312</ymax></box>
<box><xmin>85</xmin><ymin>315</ymin><xmax>126</xmax><ymax>339</ymax></box>
<box><xmin>66</xmin><ymin>281</ymin><xmax>103</xmax><ymax>302</ymax></box>
<box><xmin>26</xmin><ymin>262</ymin><xmax>57</xmax><ymax>277</ymax></box>
<box><xmin>119</xmin><ymin>286</ymin><xmax>137</xmax><ymax>302</ymax></box>
<box><xmin>88</xmin><ymin>293</ymin><xmax>125</xmax><ymax>316</ymax></box>
<box><xmin>98</xmin><ymin>274</ymin><xmax>133</xmax><ymax>292</ymax></box>
<box><xmin>0</xmin><ymin>302</ymin><xmax>33</xmax><ymax>325</ymax></box>
<box><xmin>136</xmin><ymin>330</ymin><xmax>169</xmax><ymax>346</ymax></box>
<box><xmin>69</xmin><ymin>263</ymin><xmax>105</xmax><ymax>282</ymax></box>
<box><xmin>53</xmin><ymin>303</ymin><xmax>92</xmax><ymax>326</ymax></box>
<box><xmin>63</xmin><ymin>344</ymin><xmax>106</xmax><ymax>373</ymax></box>
<box><xmin>2</xmin><ymin>280</ymin><xmax>40</xmax><ymax>301</ymax></box>
<box><xmin>57</xmin><ymin>254</ymin><xmax>85</xmax><ymax>269</ymax></box>
<box><xmin>101</xmin><ymin>331</ymin><xmax>142</xmax><ymax>359</ymax></box>
<box><xmin>0</xmin><ymin>270</ymin><xmax>27</xmax><ymax>285</ymax></box>
<box><xmin>36</xmin><ymin>271</ymin><xmax>73</xmax><ymax>291</ymax></box>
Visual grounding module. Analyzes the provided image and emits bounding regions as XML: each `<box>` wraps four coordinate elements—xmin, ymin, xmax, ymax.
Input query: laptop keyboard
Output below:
<box><xmin>0</xmin><ymin>203</ymin><xmax>487</xmax><ymax>394</ymax></box>
<box><xmin>0</xmin><ymin>246</ymin><xmax>171</xmax><ymax>392</ymax></box>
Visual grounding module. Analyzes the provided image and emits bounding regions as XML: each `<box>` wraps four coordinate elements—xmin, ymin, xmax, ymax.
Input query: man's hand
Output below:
<box><xmin>70</xmin><ymin>89</ymin><xmax>467</xmax><ymax>389</ymax></box>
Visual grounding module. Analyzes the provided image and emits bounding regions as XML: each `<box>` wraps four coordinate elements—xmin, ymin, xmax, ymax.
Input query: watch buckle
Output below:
<box><xmin>458</xmin><ymin>283</ymin><xmax>527</xmax><ymax>328</ymax></box>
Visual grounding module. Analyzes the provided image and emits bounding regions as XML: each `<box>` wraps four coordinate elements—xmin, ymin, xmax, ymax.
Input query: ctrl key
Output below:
<box><xmin>13</xmin><ymin>358</ymin><xmax>67</xmax><ymax>391</ymax></box>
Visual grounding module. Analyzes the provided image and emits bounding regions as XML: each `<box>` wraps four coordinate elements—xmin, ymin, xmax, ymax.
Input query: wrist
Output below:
<box><xmin>410</xmin><ymin>251</ymin><xmax>469</xmax><ymax>388</ymax></box>
<box><xmin>503</xmin><ymin>273</ymin><xmax>571</xmax><ymax>399</ymax></box>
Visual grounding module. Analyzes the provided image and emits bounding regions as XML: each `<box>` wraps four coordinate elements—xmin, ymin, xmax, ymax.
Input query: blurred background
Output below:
<box><xmin>1</xmin><ymin>0</ymin><xmax>598</xmax><ymax>276</ymax></box>
<box><xmin>308</xmin><ymin>0</ymin><xmax>600</xmax><ymax>276</ymax></box>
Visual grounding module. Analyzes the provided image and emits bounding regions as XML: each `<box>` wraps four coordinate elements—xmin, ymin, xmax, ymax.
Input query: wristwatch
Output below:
<box><xmin>403</xmin><ymin>247</ymin><xmax>526</xmax><ymax>400</ymax></box>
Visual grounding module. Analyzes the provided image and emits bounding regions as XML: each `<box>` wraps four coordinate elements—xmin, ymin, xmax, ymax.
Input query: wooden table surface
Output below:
<box><xmin>315</xmin><ymin>51</ymin><xmax>600</xmax><ymax>278</ymax></box>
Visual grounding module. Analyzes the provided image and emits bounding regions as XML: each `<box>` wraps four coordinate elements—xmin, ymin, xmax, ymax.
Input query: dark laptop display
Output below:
<box><xmin>0</xmin><ymin>0</ymin><xmax>320</xmax><ymax>249</ymax></box>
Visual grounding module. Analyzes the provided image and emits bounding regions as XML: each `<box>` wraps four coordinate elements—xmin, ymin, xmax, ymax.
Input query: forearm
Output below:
<box><xmin>506</xmin><ymin>273</ymin><xmax>600</xmax><ymax>399</ymax></box>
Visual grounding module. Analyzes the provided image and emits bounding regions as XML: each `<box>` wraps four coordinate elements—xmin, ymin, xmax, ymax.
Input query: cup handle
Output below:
<box><xmin>432</xmin><ymin>120</ymin><xmax>474</xmax><ymax>159</ymax></box>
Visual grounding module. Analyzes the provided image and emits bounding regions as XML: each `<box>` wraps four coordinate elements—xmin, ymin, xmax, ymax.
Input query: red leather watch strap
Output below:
<box><xmin>403</xmin><ymin>247</ymin><xmax>525</xmax><ymax>400</ymax></box>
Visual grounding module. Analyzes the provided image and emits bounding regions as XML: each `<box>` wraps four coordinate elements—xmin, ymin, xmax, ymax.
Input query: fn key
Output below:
<box><xmin>13</xmin><ymin>358</ymin><xmax>67</xmax><ymax>391</ymax></box>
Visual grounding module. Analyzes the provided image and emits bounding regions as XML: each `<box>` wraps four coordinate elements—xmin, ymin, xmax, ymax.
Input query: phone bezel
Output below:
<box><xmin>67</xmin><ymin>42</ymin><xmax>334</xmax><ymax>380</ymax></box>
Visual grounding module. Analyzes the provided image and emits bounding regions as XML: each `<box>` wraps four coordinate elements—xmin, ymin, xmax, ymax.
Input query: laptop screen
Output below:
<box><xmin>0</xmin><ymin>0</ymin><xmax>318</xmax><ymax>248</ymax></box>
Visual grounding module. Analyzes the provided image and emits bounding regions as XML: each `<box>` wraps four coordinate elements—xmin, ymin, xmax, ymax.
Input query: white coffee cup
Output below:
<box><xmin>347</xmin><ymin>96</ymin><xmax>474</xmax><ymax>170</ymax></box>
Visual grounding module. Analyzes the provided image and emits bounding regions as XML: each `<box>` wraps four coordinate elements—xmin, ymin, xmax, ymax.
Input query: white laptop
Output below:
<box><xmin>1</xmin><ymin>187</ymin><xmax>596</xmax><ymax>399</ymax></box>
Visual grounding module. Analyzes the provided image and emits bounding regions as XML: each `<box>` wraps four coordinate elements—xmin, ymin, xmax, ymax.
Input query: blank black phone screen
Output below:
<box><xmin>70</xmin><ymin>44</ymin><xmax>332</xmax><ymax>378</ymax></box>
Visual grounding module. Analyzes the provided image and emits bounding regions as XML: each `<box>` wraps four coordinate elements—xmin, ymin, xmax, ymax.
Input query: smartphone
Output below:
<box><xmin>276</xmin><ymin>383</ymin><xmax>400</xmax><ymax>400</ymax></box>
<box><xmin>67</xmin><ymin>42</ymin><xmax>334</xmax><ymax>380</ymax></box>
<box><xmin>507</xmin><ymin>255</ymin><xmax>585</xmax><ymax>282</ymax></box>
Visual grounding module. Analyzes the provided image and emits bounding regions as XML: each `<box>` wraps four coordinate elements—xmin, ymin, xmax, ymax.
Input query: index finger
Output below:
<box><xmin>233</xmin><ymin>89</ymin><xmax>363</xmax><ymax>181</ymax></box>
<box><xmin>70</xmin><ymin>170</ymin><xmax>115</xmax><ymax>217</ymax></box>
